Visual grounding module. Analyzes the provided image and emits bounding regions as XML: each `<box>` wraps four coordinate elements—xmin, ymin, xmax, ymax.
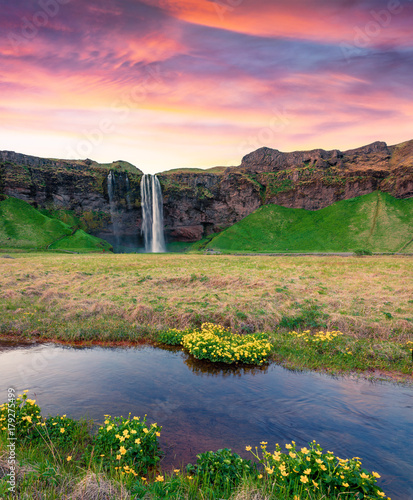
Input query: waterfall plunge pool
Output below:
<box><xmin>1</xmin><ymin>340</ymin><xmax>412</xmax><ymax>499</ymax></box>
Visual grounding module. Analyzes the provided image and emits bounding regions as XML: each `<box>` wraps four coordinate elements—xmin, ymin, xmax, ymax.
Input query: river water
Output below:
<box><xmin>0</xmin><ymin>341</ymin><xmax>412</xmax><ymax>499</ymax></box>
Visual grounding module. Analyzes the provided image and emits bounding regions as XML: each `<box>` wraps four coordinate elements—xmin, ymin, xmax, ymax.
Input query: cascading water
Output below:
<box><xmin>107</xmin><ymin>171</ymin><xmax>120</xmax><ymax>248</ymax></box>
<box><xmin>125</xmin><ymin>174</ymin><xmax>132</xmax><ymax>210</ymax></box>
<box><xmin>140</xmin><ymin>174</ymin><xmax>166</xmax><ymax>253</ymax></box>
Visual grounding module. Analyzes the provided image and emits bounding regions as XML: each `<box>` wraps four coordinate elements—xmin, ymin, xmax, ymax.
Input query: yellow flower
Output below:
<box><xmin>141</xmin><ymin>477</ymin><xmax>147</xmax><ymax>481</ymax></box>
<box><xmin>143</xmin><ymin>428</ymin><xmax>149</xmax><ymax>434</ymax></box>
<box><xmin>107</xmin><ymin>425</ymin><xmax>113</xmax><ymax>431</ymax></box>
<box><xmin>155</xmin><ymin>475</ymin><xmax>164</xmax><ymax>482</ymax></box>
<box><xmin>281</xmin><ymin>470</ymin><xmax>289</xmax><ymax>477</ymax></box>
<box><xmin>245</xmin><ymin>446</ymin><xmax>252</xmax><ymax>451</ymax></box>
<box><xmin>265</xmin><ymin>467</ymin><xmax>274</xmax><ymax>475</ymax></box>
<box><xmin>131</xmin><ymin>430</ymin><xmax>137</xmax><ymax>434</ymax></box>
<box><xmin>300</xmin><ymin>475</ymin><xmax>309</xmax><ymax>484</ymax></box>
<box><xmin>104</xmin><ymin>420</ymin><xmax>109</xmax><ymax>425</ymax></box>
<box><xmin>26</xmin><ymin>399</ymin><xmax>36</xmax><ymax>405</ymax></box>
<box><xmin>258</xmin><ymin>474</ymin><xmax>263</xmax><ymax>479</ymax></box>
<box><xmin>312</xmin><ymin>480</ymin><xmax>318</xmax><ymax>488</ymax></box>
<box><xmin>116</xmin><ymin>455</ymin><xmax>121</xmax><ymax>460</ymax></box>
<box><xmin>372</xmin><ymin>472</ymin><xmax>381</xmax><ymax>478</ymax></box>
<box><xmin>67</xmin><ymin>456</ymin><xmax>72</xmax><ymax>461</ymax></box>
<box><xmin>294</xmin><ymin>496</ymin><xmax>300</xmax><ymax>500</ymax></box>
<box><xmin>304</xmin><ymin>468</ymin><xmax>311</xmax><ymax>475</ymax></box>
<box><xmin>135</xmin><ymin>438</ymin><xmax>141</xmax><ymax>445</ymax></box>
<box><xmin>156</xmin><ymin>432</ymin><xmax>160</xmax><ymax>437</ymax></box>
<box><xmin>119</xmin><ymin>436</ymin><xmax>125</xmax><ymax>442</ymax></box>
<box><xmin>285</xmin><ymin>444</ymin><xmax>292</xmax><ymax>449</ymax></box>
<box><xmin>377</xmin><ymin>492</ymin><xmax>385</xmax><ymax>498</ymax></box>
<box><xmin>320</xmin><ymin>465</ymin><xmax>327</xmax><ymax>471</ymax></box>
<box><xmin>119</xmin><ymin>446</ymin><xmax>127</xmax><ymax>455</ymax></box>
<box><xmin>123</xmin><ymin>430</ymin><xmax>129</xmax><ymax>436</ymax></box>
<box><xmin>301</xmin><ymin>447</ymin><xmax>309</xmax><ymax>454</ymax></box>
<box><xmin>187</xmin><ymin>475</ymin><xmax>193</xmax><ymax>480</ymax></box>
<box><xmin>173</xmin><ymin>469</ymin><xmax>180</xmax><ymax>473</ymax></box>
<box><xmin>26</xmin><ymin>416</ymin><xmax>32</xmax><ymax>424</ymax></box>
<box><xmin>60</xmin><ymin>428</ymin><xmax>65</xmax><ymax>433</ymax></box>
<box><xmin>343</xmin><ymin>482</ymin><xmax>349</xmax><ymax>488</ymax></box>
<box><xmin>289</xmin><ymin>452</ymin><xmax>297</xmax><ymax>458</ymax></box>
<box><xmin>360</xmin><ymin>473</ymin><xmax>369</xmax><ymax>479</ymax></box>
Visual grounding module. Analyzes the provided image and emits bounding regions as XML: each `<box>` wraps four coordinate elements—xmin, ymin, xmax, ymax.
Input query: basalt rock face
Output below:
<box><xmin>160</xmin><ymin>140</ymin><xmax>412</xmax><ymax>239</ymax></box>
<box><xmin>1</xmin><ymin>140</ymin><xmax>412</xmax><ymax>245</ymax></box>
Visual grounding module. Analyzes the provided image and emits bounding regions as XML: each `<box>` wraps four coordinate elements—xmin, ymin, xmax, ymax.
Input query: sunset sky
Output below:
<box><xmin>2</xmin><ymin>0</ymin><xmax>413</xmax><ymax>173</ymax></box>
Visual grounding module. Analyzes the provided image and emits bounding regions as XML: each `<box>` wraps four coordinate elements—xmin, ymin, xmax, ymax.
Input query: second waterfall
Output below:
<box><xmin>140</xmin><ymin>174</ymin><xmax>166</xmax><ymax>253</ymax></box>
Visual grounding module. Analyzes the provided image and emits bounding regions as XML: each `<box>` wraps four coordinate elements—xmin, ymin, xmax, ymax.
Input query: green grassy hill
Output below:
<box><xmin>0</xmin><ymin>197</ymin><xmax>112</xmax><ymax>252</ymax></box>
<box><xmin>205</xmin><ymin>192</ymin><xmax>413</xmax><ymax>253</ymax></box>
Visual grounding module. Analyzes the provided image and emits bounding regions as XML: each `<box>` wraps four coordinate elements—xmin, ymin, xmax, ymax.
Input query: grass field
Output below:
<box><xmin>1</xmin><ymin>252</ymin><xmax>412</xmax><ymax>381</ymax></box>
<box><xmin>205</xmin><ymin>192</ymin><xmax>413</xmax><ymax>253</ymax></box>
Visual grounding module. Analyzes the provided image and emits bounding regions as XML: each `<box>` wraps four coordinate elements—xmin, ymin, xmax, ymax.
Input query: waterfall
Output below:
<box><xmin>140</xmin><ymin>174</ymin><xmax>166</xmax><ymax>253</ymax></box>
<box><xmin>107</xmin><ymin>171</ymin><xmax>120</xmax><ymax>247</ymax></box>
<box><xmin>125</xmin><ymin>174</ymin><xmax>132</xmax><ymax>210</ymax></box>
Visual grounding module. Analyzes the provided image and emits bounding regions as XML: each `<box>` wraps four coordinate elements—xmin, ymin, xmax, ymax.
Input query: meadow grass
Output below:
<box><xmin>0</xmin><ymin>252</ymin><xmax>412</xmax><ymax>381</ymax></box>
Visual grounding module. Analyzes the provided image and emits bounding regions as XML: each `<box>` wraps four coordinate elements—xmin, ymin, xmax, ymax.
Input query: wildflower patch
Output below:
<box><xmin>88</xmin><ymin>414</ymin><xmax>162</xmax><ymax>474</ymax></box>
<box><xmin>163</xmin><ymin>323</ymin><xmax>272</xmax><ymax>365</ymax></box>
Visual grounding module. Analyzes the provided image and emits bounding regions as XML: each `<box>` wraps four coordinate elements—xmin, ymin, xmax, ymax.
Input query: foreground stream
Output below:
<box><xmin>0</xmin><ymin>341</ymin><xmax>412</xmax><ymax>499</ymax></box>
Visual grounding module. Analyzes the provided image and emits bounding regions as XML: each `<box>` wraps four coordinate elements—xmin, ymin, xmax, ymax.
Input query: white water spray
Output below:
<box><xmin>140</xmin><ymin>174</ymin><xmax>166</xmax><ymax>253</ymax></box>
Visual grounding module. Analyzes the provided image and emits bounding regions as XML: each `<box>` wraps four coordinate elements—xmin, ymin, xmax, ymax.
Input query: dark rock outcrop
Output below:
<box><xmin>1</xmin><ymin>140</ymin><xmax>412</xmax><ymax>245</ymax></box>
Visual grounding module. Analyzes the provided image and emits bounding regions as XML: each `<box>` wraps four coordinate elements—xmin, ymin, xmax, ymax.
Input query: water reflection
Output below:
<box><xmin>0</xmin><ymin>341</ymin><xmax>412</xmax><ymax>500</ymax></box>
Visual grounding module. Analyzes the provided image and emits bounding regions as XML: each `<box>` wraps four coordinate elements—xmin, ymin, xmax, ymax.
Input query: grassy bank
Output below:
<box><xmin>0</xmin><ymin>197</ymin><xmax>112</xmax><ymax>252</ymax></box>
<box><xmin>0</xmin><ymin>253</ymin><xmax>412</xmax><ymax>381</ymax></box>
<box><xmin>0</xmin><ymin>393</ymin><xmax>390</xmax><ymax>500</ymax></box>
<box><xmin>205</xmin><ymin>192</ymin><xmax>413</xmax><ymax>254</ymax></box>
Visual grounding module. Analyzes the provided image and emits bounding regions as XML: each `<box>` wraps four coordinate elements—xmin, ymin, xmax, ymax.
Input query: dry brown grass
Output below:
<box><xmin>0</xmin><ymin>253</ymin><xmax>412</xmax><ymax>341</ymax></box>
<box><xmin>68</xmin><ymin>472</ymin><xmax>130</xmax><ymax>500</ymax></box>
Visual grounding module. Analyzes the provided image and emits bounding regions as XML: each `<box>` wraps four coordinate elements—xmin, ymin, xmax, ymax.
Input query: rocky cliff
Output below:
<box><xmin>1</xmin><ymin>140</ymin><xmax>412</xmax><ymax>245</ymax></box>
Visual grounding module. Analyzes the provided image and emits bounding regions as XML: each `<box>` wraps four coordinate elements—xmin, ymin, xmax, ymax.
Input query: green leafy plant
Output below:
<box><xmin>247</xmin><ymin>440</ymin><xmax>388</xmax><ymax>499</ymax></box>
<box><xmin>158</xmin><ymin>327</ymin><xmax>190</xmax><ymax>345</ymax></box>
<box><xmin>181</xmin><ymin>323</ymin><xmax>272</xmax><ymax>365</ymax></box>
<box><xmin>87</xmin><ymin>414</ymin><xmax>162</xmax><ymax>474</ymax></box>
<box><xmin>0</xmin><ymin>391</ymin><xmax>42</xmax><ymax>440</ymax></box>
<box><xmin>186</xmin><ymin>448</ymin><xmax>256</xmax><ymax>488</ymax></box>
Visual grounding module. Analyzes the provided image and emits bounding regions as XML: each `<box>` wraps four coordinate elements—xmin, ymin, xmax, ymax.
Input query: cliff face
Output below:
<box><xmin>0</xmin><ymin>152</ymin><xmax>144</xmax><ymax>247</ymax></box>
<box><xmin>159</xmin><ymin>140</ymin><xmax>413</xmax><ymax>240</ymax></box>
<box><xmin>1</xmin><ymin>140</ymin><xmax>412</xmax><ymax>244</ymax></box>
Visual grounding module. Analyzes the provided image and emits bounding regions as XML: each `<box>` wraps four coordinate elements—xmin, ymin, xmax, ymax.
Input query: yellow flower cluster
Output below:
<box><xmin>246</xmin><ymin>440</ymin><xmax>388</xmax><ymax>499</ymax></box>
<box><xmin>289</xmin><ymin>330</ymin><xmax>343</xmax><ymax>343</ymax></box>
<box><xmin>182</xmin><ymin>323</ymin><xmax>271</xmax><ymax>365</ymax></box>
<box><xmin>92</xmin><ymin>414</ymin><xmax>162</xmax><ymax>474</ymax></box>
